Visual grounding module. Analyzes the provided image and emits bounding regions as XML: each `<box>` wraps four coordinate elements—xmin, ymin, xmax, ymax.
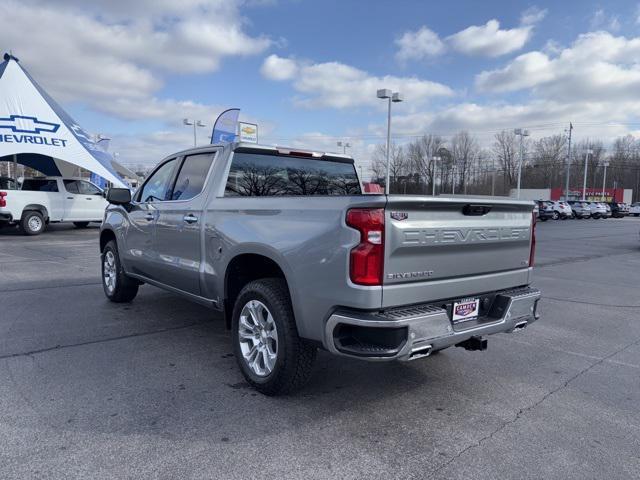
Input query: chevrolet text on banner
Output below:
<box><xmin>211</xmin><ymin>108</ymin><xmax>240</xmax><ymax>144</ymax></box>
<box><xmin>0</xmin><ymin>53</ymin><xmax>125</xmax><ymax>187</ymax></box>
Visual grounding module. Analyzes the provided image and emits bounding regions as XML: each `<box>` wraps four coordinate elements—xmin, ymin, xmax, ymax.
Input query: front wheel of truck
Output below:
<box><xmin>101</xmin><ymin>240</ymin><xmax>139</xmax><ymax>303</ymax></box>
<box><xmin>232</xmin><ymin>278</ymin><xmax>316</xmax><ymax>396</ymax></box>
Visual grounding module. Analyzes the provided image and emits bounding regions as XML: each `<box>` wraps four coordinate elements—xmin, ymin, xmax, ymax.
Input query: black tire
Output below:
<box><xmin>101</xmin><ymin>240</ymin><xmax>139</xmax><ymax>303</ymax></box>
<box><xmin>232</xmin><ymin>278</ymin><xmax>316</xmax><ymax>396</ymax></box>
<box><xmin>552</xmin><ymin>211</ymin><xmax>560</xmax><ymax>220</ymax></box>
<box><xmin>73</xmin><ymin>221</ymin><xmax>90</xmax><ymax>228</ymax></box>
<box><xmin>20</xmin><ymin>211</ymin><xmax>45</xmax><ymax>236</ymax></box>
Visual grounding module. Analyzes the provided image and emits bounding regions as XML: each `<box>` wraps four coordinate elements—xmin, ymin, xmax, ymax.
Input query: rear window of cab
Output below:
<box><xmin>224</xmin><ymin>152</ymin><xmax>361</xmax><ymax>197</ymax></box>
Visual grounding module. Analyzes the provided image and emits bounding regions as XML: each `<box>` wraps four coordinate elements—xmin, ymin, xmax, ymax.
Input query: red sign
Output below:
<box><xmin>363</xmin><ymin>182</ymin><xmax>384</xmax><ymax>193</ymax></box>
<box><xmin>551</xmin><ymin>187</ymin><xmax>623</xmax><ymax>202</ymax></box>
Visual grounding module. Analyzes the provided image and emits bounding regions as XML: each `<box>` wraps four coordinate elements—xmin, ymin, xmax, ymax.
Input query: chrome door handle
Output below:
<box><xmin>183</xmin><ymin>214</ymin><xmax>198</xmax><ymax>224</ymax></box>
<box><xmin>86</xmin><ymin>197</ymin><xmax>93</xmax><ymax>200</ymax></box>
<box><xmin>144</xmin><ymin>213</ymin><xmax>154</xmax><ymax>221</ymax></box>
<box><xmin>67</xmin><ymin>197</ymin><xmax>73</xmax><ymax>200</ymax></box>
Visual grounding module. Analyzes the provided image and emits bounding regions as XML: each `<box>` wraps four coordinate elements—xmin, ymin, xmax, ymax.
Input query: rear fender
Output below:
<box><xmin>22</xmin><ymin>204</ymin><xmax>49</xmax><ymax>221</ymax></box>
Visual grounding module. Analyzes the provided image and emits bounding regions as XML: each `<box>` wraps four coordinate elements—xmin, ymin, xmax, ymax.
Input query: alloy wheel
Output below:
<box><xmin>103</xmin><ymin>251</ymin><xmax>117</xmax><ymax>294</ymax></box>
<box><xmin>238</xmin><ymin>300</ymin><xmax>278</xmax><ymax>377</ymax></box>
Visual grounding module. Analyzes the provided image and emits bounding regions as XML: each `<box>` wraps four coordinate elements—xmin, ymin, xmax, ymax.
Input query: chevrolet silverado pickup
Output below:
<box><xmin>100</xmin><ymin>143</ymin><xmax>541</xmax><ymax>395</ymax></box>
<box><xmin>0</xmin><ymin>177</ymin><xmax>107</xmax><ymax>234</ymax></box>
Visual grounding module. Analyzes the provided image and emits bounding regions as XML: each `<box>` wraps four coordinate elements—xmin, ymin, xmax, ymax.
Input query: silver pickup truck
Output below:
<box><xmin>100</xmin><ymin>142</ymin><xmax>540</xmax><ymax>395</ymax></box>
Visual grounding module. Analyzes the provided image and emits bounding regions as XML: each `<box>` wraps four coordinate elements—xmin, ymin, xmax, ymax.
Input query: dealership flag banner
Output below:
<box><xmin>0</xmin><ymin>53</ymin><xmax>125</xmax><ymax>186</ymax></box>
<box><xmin>211</xmin><ymin>108</ymin><xmax>240</xmax><ymax>144</ymax></box>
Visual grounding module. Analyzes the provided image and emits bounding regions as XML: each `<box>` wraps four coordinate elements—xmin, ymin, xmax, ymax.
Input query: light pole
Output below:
<box><xmin>183</xmin><ymin>119</ymin><xmax>206</xmax><ymax>147</ymax></box>
<box><xmin>514</xmin><ymin>128</ymin><xmax>529</xmax><ymax>199</ymax></box>
<box><xmin>602</xmin><ymin>160</ymin><xmax>610</xmax><ymax>201</ymax></box>
<box><xmin>432</xmin><ymin>156</ymin><xmax>440</xmax><ymax>196</ymax></box>
<box><xmin>582</xmin><ymin>148</ymin><xmax>593</xmax><ymax>201</ymax></box>
<box><xmin>337</xmin><ymin>141</ymin><xmax>351</xmax><ymax>154</ymax></box>
<box><xmin>377</xmin><ymin>89</ymin><xmax>403</xmax><ymax>195</ymax></box>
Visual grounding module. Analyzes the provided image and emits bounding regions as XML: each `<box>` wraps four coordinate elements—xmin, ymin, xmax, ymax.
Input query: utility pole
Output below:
<box><xmin>602</xmin><ymin>161</ymin><xmax>609</xmax><ymax>201</ymax></box>
<box><xmin>582</xmin><ymin>148</ymin><xmax>592</xmax><ymax>201</ymax></box>
<box><xmin>564</xmin><ymin>122</ymin><xmax>573</xmax><ymax>200</ymax></box>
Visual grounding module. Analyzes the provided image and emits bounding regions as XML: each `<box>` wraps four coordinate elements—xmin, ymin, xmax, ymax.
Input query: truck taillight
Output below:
<box><xmin>529</xmin><ymin>211</ymin><xmax>536</xmax><ymax>267</ymax></box>
<box><xmin>0</xmin><ymin>191</ymin><xmax>6</xmax><ymax>208</ymax></box>
<box><xmin>346</xmin><ymin>208</ymin><xmax>385</xmax><ymax>286</ymax></box>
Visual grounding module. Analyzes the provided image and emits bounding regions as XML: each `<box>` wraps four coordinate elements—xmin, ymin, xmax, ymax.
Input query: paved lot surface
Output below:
<box><xmin>1</xmin><ymin>219</ymin><xmax>639</xmax><ymax>479</ymax></box>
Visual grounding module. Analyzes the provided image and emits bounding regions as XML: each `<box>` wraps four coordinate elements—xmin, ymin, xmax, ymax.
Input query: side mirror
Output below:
<box><xmin>106</xmin><ymin>188</ymin><xmax>132</xmax><ymax>205</ymax></box>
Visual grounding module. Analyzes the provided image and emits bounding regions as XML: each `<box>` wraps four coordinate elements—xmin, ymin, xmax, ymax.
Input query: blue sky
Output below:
<box><xmin>3</xmin><ymin>0</ymin><xmax>640</xmax><ymax>171</ymax></box>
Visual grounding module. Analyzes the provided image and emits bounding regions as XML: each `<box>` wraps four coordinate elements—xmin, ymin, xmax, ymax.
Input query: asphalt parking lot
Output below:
<box><xmin>1</xmin><ymin>218</ymin><xmax>640</xmax><ymax>479</ymax></box>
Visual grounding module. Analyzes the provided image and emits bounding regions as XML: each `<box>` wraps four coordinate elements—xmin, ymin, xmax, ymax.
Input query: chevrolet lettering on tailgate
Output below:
<box><xmin>402</xmin><ymin>227</ymin><xmax>530</xmax><ymax>245</ymax></box>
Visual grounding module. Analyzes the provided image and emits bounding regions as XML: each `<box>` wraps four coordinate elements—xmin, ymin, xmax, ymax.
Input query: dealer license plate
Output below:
<box><xmin>452</xmin><ymin>298</ymin><xmax>480</xmax><ymax>323</ymax></box>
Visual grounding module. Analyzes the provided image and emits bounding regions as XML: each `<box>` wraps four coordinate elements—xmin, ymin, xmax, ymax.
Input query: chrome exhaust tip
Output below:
<box><xmin>513</xmin><ymin>321</ymin><xmax>528</xmax><ymax>331</ymax></box>
<box><xmin>408</xmin><ymin>344</ymin><xmax>432</xmax><ymax>360</ymax></box>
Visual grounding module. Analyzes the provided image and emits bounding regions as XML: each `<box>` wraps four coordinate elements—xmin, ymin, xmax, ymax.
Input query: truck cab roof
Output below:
<box><xmin>166</xmin><ymin>142</ymin><xmax>355</xmax><ymax>164</ymax></box>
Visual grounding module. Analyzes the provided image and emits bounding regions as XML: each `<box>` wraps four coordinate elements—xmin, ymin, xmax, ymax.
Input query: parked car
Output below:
<box><xmin>536</xmin><ymin>200</ymin><xmax>554</xmax><ymax>221</ymax></box>
<box><xmin>0</xmin><ymin>177</ymin><xmax>107</xmax><ymax>235</ymax></box>
<box><xmin>99</xmin><ymin>142</ymin><xmax>541</xmax><ymax>395</ymax></box>
<box><xmin>587</xmin><ymin>202</ymin><xmax>607</xmax><ymax>219</ymax></box>
<box><xmin>602</xmin><ymin>203</ymin><xmax>612</xmax><ymax>218</ymax></box>
<box><xmin>630</xmin><ymin>202</ymin><xmax>640</xmax><ymax>217</ymax></box>
<box><xmin>608</xmin><ymin>202</ymin><xmax>628</xmax><ymax>218</ymax></box>
<box><xmin>567</xmin><ymin>201</ymin><xmax>591</xmax><ymax>219</ymax></box>
<box><xmin>549</xmin><ymin>201</ymin><xmax>573</xmax><ymax>220</ymax></box>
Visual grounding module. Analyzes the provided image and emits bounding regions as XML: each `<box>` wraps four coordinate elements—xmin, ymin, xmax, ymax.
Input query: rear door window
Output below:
<box><xmin>225</xmin><ymin>152</ymin><xmax>361</xmax><ymax>196</ymax></box>
<box><xmin>63</xmin><ymin>180</ymin><xmax>80</xmax><ymax>194</ymax></box>
<box><xmin>21</xmin><ymin>179</ymin><xmax>59</xmax><ymax>192</ymax></box>
<box><xmin>170</xmin><ymin>153</ymin><xmax>214</xmax><ymax>201</ymax></box>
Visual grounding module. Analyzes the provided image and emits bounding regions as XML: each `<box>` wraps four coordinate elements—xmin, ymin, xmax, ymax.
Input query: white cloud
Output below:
<box><xmin>447</xmin><ymin>19</ymin><xmax>533</xmax><ymax>57</ymax></box>
<box><xmin>0</xmin><ymin>0</ymin><xmax>271</xmax><ymax>117</ymax></box>
<box><xmin>261</xmin><ymin>54</ymin><xmax>299</xmax><ymax>81</ymax></box>
<box><xmin>520</xmin><ymin>6</ymin><xmax>548</xmax><ymax>26</ymax></box>
<box><xmin>395</xmin><ymin>27</ymin><xmax>446</xmax><ymax>62</ymax></box>
<box><xmin>476</xmin><ymin>31</ymin><xmax>640</xmax><ymax>103</ymax></box>
<box><xmin>591</xmin><ymin>9</ymin><xmax>621</xmax><ymax>32</ymax></box>
<box><xmin>260</xmin><ymin>55</ymin><xmax>454</xmax><ymax>109</ymax></box>
<box><xmin>475</xmin><ymin>52</ymin><xmax>554</xmax><ymax>92</ymax></box>
<box><xmin>395</xmin><ymin>8</ymin><xmax>545</xmax><ymax>62</ymax></box>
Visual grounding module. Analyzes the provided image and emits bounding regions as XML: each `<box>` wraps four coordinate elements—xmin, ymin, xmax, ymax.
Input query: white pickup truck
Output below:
<box><xmin>0</xmin><ymin>177</ymin><xmax>108</xmax><ymax>235</ymax></box>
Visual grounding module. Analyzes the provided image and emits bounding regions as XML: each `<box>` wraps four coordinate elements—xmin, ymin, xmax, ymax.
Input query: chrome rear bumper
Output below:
<box><xmin>325</xmin><ymin>287</ymin><xmax>541</xmax><ymax>362</ymax></box>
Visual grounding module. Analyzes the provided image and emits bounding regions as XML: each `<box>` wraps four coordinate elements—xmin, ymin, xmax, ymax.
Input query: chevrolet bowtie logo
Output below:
<box><xmin>0</xmin><ymin>115</ymin><xmax>60</xmax><ymax>134</ymax></box>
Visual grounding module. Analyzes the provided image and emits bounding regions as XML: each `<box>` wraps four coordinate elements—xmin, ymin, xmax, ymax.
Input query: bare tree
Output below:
<box><xmin>451</xmin><ymin>131</ymin><xmax>479</xmax><ymax>194</ymax></box>
<box><xmin>493</xmin><ymin>130</ymin><xmax>519</xmax><ymax>188</ymax></box>
<box><xmin>531</xmin><ymin>134</ymin><xmax>566</xmax><ymax>188</ymax></box>
<box><xmin>370</xmin><ymin>143</ymin><xmax>407</xmax><ymax>190</ymax></box>
<box><xmin>408</xmin><ymin>134</ymin><xmax>445</xmax><ymax>192</ymax></box>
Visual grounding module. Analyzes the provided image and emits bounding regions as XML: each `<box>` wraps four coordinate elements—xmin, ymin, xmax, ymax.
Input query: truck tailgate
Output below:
<box><xmin>382</xmin><ymin>196</ymin><xmax>534</xmax><ymax>308</ymax></box>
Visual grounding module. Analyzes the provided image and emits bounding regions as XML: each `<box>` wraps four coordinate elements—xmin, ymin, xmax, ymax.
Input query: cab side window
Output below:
<box><xmin>79</xmin><ymin>181</ymin><xmax>102</xmax><ymax>195</ymax></box>
<box><xmin>137</xmin><ymin>158</ymin><xmax>178</xmax><ymax>203</ymax></box>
